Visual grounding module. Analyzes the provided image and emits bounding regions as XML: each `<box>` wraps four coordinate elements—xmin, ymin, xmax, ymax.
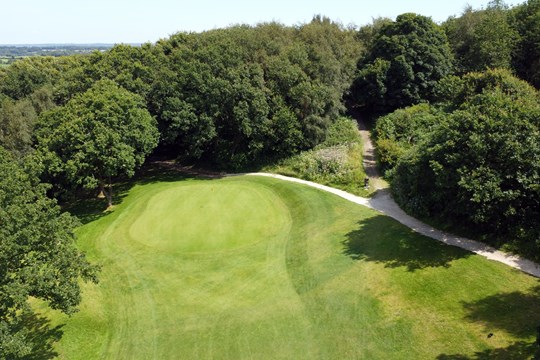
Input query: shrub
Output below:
<box><xmin>265</xmin><ymin>117</ymin><xmax>366</xmax><ymax>195</ymax></box>
<box><xmin>373</xmin><ymin>103</ymin><xmax>442</xmax><ymax>174</ymax></box>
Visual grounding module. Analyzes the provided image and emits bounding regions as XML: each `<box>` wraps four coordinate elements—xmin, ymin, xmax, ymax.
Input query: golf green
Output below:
<box><xmin>129</xmin><ymin>182</ymin><xmax>287</xmax><ymax>253</ymax></box>
<box><xmin>39</xmin><ymin>175</ymin><xmax>540</xmax><ymax>359</ymax></box>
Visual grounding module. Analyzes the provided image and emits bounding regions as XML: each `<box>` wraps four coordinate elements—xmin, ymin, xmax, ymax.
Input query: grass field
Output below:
<box><xmin>34</xmin><ymin>175</ymin><xmax>540</xmax><ymax>359</ymax></box>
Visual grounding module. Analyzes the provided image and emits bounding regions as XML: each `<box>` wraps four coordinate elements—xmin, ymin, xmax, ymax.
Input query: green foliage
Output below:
<box><xmin>275</xmin><ymin>144</ymin><xmax>362</xmax><ymax>185</ymax></box>
<box><xmin>350</xmin><ymin>59</ymin><xmax>390</xmax><ymax>115</ymax></box>
<box><xmin>266</xmin><ymin>117</ymin><xmax>366</xmax><ymax>195</ymax></box>
<box><xmin>2</xmin><ymin>21</ymin><xmax>362</xmax><ymax>171</ymax></box>
<box><xmin>0</xmin><ymin>86</ymin><xmax>56</xmax><ymax>158</ymax></box>
<box><xmin>512</xmin><ymin>0</ymin><xmax>540</xmax><ymax>88</ymax></box>
<box><xmin>0</xmin><ymin>147</ymin><xmax>97</xmax><ymax>358</ymax></box>
<box><xmin>36</xmin><ymin>79</ymin><xmax>159</xmax><ymax>206</ymax></box>
<box><xmin>435</xmin><ymin>68</ymin><xmax>540</xmax><ymax>111</ymax></box>
<box><xmin>391</xmin><ymin>71</ymin><xmax>540</xmax><ymax>254</ymax></box>
<box><xmin>0</xmin><ymin>57</ymin><xmax>60</xmax><ymax>100</ymax></box>
<box><xmin>319</xmin><ymin>116</ymin><xmax>362</xmax><ymax>147</ymax></box>
<box><xmin>373</xmin><ymin>103</ymin><xmax>442</xmax><ymax>173</ymax></box>
<box><xmin>151</xmin><ymin>20</ymin><xmax>362</xmax><ymax>168</ymax></box>
<box><xmin>53</xmin><ymin>54</ymin><xmax>105</xmax><ymax>104</ymax></box>
<box><xmin>0</xmin><ymin>98</ymin><xmax>36</xmax><ymax>157</ymax></box>
<box><xmin>374</xmin><ymin>138</ymin><xmax>406</xmax><ymax>173</ymax></box>
<box><xmin>356</xmin><ymin>17</ymin><xmax>393</xmax><ymax>51</ymax></box>
<box><xmin>443</xmin><ymin>2</ymin><xmax>518</xmax><ymax>73</ymax></box>
<box><xmin>351</xmin><ymin>13</ymin><xmax>454</xmax><ymax>116</ymax></box>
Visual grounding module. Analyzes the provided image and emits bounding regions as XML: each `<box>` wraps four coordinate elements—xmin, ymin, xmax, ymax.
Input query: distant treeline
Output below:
<box><xmin>0</xmin><ymin>44</ymin><xmax>115</xmax><ymax>58</ymax></box>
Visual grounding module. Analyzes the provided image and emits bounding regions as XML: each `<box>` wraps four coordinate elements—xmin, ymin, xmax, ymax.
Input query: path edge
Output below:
<box><xmin>246</xmin><ymin>172</ymin><xmax>540</xmax><ymax>278</ymax></box>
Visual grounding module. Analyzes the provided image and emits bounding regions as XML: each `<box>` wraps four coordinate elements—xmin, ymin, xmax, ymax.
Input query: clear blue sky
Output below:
<box><xmin>1</xmin><ymin>0</ymin><xmax>520</xmax><ymax>44</ymax></box>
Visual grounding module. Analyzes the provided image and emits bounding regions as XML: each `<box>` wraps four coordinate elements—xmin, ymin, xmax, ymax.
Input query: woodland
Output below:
<box><xmin>0</xmin><ymin>0</ymin><xmax>539</xmax><ymax>356</ymax></box>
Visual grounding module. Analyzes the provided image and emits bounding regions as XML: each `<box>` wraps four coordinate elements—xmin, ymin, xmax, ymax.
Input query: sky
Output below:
<box><xmin>0</xmin><ymin>0</ymin><xmax>520</xmax><ymax>45</ymax></box>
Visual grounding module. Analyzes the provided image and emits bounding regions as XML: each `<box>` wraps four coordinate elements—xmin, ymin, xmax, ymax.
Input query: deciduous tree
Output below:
<box><xmin>350</xmin><ymin>13</ymin><xmax>453</xmax><ymax>116</ymax></box>
<box><xmin>444</xmin><ymin>1</ymin><xmax>517</xmax><ymax>73</ymax></box>
<box><xmin>512</xmin><ymin>0</ymin><xmax>540</xmax><ymax>88</ymax></box>
<box><xmin>0</xmin><ymin>147</ymin><xmax>98</xmax><ymax>358</ymax></box>
<box><xmin>392</xmin><ymin>70</ymin><xmax>540</xmax><ymax>253</ymax></box>
<box><xmin>36</xmin><ymin>80</ymin><xmax>159</xmax><ymax>207</ymax></box>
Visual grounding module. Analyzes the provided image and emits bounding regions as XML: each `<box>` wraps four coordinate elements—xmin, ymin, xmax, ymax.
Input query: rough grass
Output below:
<box><xmin>33</xmin><ymin>175</ymin><xmax>540</xmax><ymax>359</ymax></box>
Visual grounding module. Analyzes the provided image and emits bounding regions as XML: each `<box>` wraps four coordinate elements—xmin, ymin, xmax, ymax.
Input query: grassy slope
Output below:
<box><xmin>37</xmin><ymin>175</ymin><xmax>540</xmax><ymax>359</ymax></box>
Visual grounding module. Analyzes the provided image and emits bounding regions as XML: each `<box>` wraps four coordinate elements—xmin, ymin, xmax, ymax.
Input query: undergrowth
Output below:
<box><xmin>264</xmin><ymin>117</ymin><xmax>368</xmax><ymax>196</ymax></box>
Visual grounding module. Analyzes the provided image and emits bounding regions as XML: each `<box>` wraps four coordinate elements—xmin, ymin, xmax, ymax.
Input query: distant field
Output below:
<box><xmin>35</xmin><ymin>175</ymin><xmax>540</xmax><ymax>359</ymax></box>
<box><xmin>0</xmin><ymin>56</ymin><xmax>15</xmax><ymax>67</ymax></box>
<box><xmin>0</xmin><ymin>44</ymin><xmax>115</xmax><ymax>58</ymax></box>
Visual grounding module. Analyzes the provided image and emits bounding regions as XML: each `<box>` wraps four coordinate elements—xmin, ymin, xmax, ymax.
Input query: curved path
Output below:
<box><xmin>247</xmin><ymin>172</ymin><xmax>540</xmax><ymax>278</ymax></box>
<box><xmin>248</xmin><ymin>118</ymin><xmax>540</xmax><ymax>278</ymax></box>
<box><xmin>155</xmin><ymin>122</ymin><xmax>540</xmax><ymax>279</ymax></box>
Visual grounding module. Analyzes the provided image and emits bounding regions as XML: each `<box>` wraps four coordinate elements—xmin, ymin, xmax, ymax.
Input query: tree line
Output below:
<box><xmin>0</xmin><ymin>44</ymin><xmax>114</xmax><ymax>58</ymax></box>
<box><xmin>1</xmin><ymin>1</ymin><xmax>540</xmax><ymax>355</ymax></box>
<box><xmin>350</xmin><ymin>0</ymin><xmax>539</xmax><ymax>258</ymax></box>
<box><xmin>0</xmin><ymin>18</ymin><xmax>362</xmax><ymax>357</ymax></box>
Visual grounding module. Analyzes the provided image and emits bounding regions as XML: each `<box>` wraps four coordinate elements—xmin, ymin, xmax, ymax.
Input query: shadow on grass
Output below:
<box><xmin>65</xmin><ymin>162</ymin><xmax>225</xmax><ymax>225</ymax></box>
<box><xmin>342</xmin><ymin>215</ymin><xmax>470</xmax><ymax>271</ymax></box>
<box><xmin>437</xmin><ymin>341</ymin><xmax>539</xmax><ymax>359</ymax></box>
<box><xmin>462</xmin><ymin>286</ymin><xmax>540</xmax><ymax>338</ymax></box>
<box><xmin>13</xmin><ymin>312</ymin><xmax>64</xmax><ymax>360</ymax></box>
<box><xmin>436</xmin><ymin>286</ymin><xmax>540</xmax><ymax>359</ymax></box>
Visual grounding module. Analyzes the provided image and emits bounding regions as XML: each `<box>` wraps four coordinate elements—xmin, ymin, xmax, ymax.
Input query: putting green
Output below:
<box><xmin>129</xmin><ymin>182</ymin><xmax>288</xmax><ymax>253</ymax></box>
<box><xmin>39</xmin><ymin>175</ymin><xmax>540</xmax><ymax>359</ymax></box>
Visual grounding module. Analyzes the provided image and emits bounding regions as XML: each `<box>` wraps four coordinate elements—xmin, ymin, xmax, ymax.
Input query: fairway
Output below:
<box><xmin>40</xmin><ymin>175</ymin><xmax>540</xmax><ymax>359</ymax></box>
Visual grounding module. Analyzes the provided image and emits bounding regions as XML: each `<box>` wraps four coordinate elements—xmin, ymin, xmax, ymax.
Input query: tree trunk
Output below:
<box><xmin>105</xmin><ymin>184</ymin><xmax>112</xmax><ymax>207</ymax></box>
<box><xmin>99</xmin><ymin>180</ymin><xmax>113</xmax><ymax>208</ymax></box>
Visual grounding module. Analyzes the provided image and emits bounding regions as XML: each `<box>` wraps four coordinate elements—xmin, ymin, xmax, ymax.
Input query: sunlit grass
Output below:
<box><xmin>34</xmin><ymin>175</ymin><xmax>540</xmax><ymax>359</ymax></box>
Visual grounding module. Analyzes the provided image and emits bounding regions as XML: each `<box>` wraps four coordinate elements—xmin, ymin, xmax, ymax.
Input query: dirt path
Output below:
<box><xmin>357</xmin><ymin>120</ymin><xmax>379</xmax><ymax>179</ymax></box>
<box><xmin>357</xmin><ymin>120</ymin><xmax>387</xmax><ymax>190</ymax></box>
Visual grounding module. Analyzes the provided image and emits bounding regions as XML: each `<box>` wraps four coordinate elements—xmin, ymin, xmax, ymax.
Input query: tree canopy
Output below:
<box><xmin>389</xmin><ymin>70</ymin><xmax>540</xmax><ymax>255</ymax></box>
<box><xmin>36</xmin><ymin>79</ymin><xmax>159</xmax><ymax>206</ymax></box>
<box><xmin>0</xmin><ymin>147</ymin><xmax>98</xmax><ymax>358</ymax></box>
<box><xmin>149</xmin><ymin>19</ymin><xmax>361</xmax><ymax>168</ymax></box>
<box><xmin>443</xmin><ymin>1</ymin><xmax>517</xmax><ymax>73</ymax></box>
<box><xmin>373</xmin><ymin>103</ymin><xmax>442</xmax><ymax>174</ymax></box>
<box><xmin>350</xmin><ymin>13</ymin><xmax>454</xmax><ymax>117</ymax></box>
<box><xmin>512</xmin><ymin>0</ymin><xmax>540</xmax><ymax>88</ymax></box>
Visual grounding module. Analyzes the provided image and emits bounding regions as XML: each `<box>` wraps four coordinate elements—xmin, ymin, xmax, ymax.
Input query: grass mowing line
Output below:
<box><xmin>247</xmin><ymin>172</ymin><xmax>540</xmax><ymax>279</ymax></box>
<box><xmin>34</xmin><ymin>175</ymin><xmax>540</xmax><ymax>359</ymax></box>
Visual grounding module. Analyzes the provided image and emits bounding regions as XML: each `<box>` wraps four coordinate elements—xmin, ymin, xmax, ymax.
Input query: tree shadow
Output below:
<box><xmin>13</xmin><ymin>312</ymin><xmax>64</xmax><ymax>360</ymax></box>
<box><xmin>65</xmin><ymin>195</ymin><xmax>117</xmax><ymax>225</ymax></box>
<box><xmin>342</xmin><ymin>215</ymin><xmax>470</xmax><ymax>271</ymax></box>
<box><xmin>437</xmin><ymin>286</ymin><xmax>540</xmax><ymax>359</ymax></box>
<box><xmin>437</xmin><ymin>341</ymin><xmax>538</xmax><ymax>359</ymax></box>
<box><xmin>65</xmin><ymin>161</ymin><xmax>224</xmax><ymax>224</ymax></box>
<box><xmin>462</xmin><ymin>286</ymin><xmax>540</xmax><ymax>338</ymax></box>
<box><xmin>134</xmin><ymin>162</ymin><xmax>211</xmax><ymax>185</ymax></box>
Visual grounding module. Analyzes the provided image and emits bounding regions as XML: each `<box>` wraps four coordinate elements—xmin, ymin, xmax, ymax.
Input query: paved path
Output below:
<box><xmin>246</xmin><ymin>117</ymin><xmax>540</xmax><ymax>278</ymax></box>
<box><xmin>247</xmin><ymin>172</ymin><xmax>540</xmax><ymax>278</ymax></box>
<box><xmin>156</xmin><ymin>122</ymin><xmax>540</xmax><ymax>278</ymax></box>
